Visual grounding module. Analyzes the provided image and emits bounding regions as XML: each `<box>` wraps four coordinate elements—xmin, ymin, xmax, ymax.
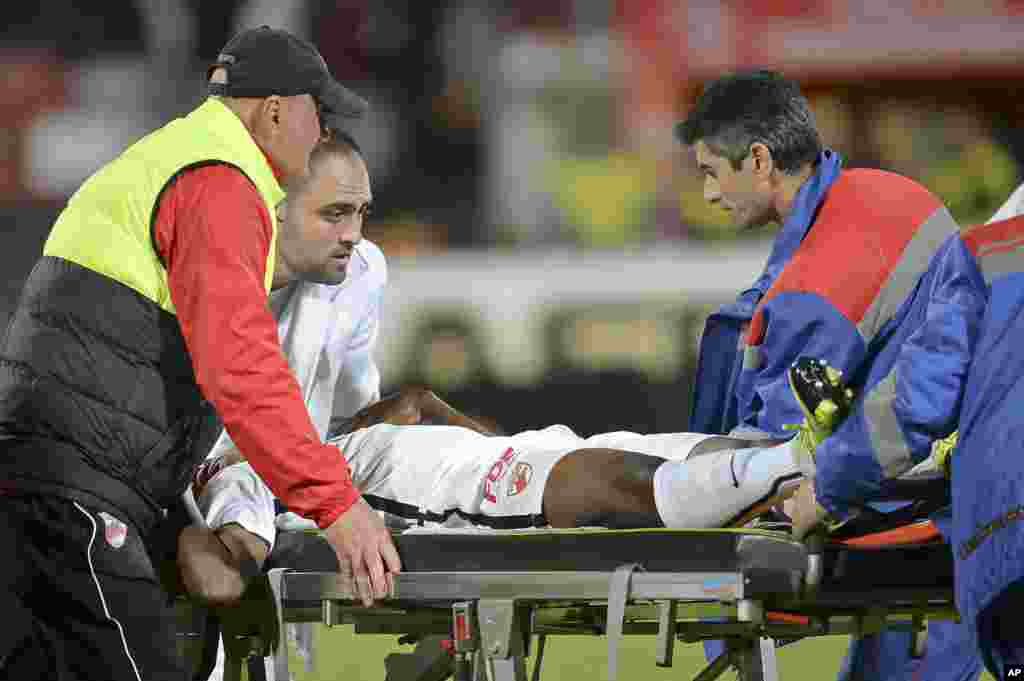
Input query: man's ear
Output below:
<box><xmin>208</xmin><ymin>66</ymin><xmax>228</xmax><ymax>85</ymax></box>
<box><xmin>749</xmin><ymin>142</ymin><xmax>775</xmax><ymax>178</ymax></box>
<box><xmin>260</xmin><ymin>95</ymin><xmax>282</xmax><ymax>128</ymax></box>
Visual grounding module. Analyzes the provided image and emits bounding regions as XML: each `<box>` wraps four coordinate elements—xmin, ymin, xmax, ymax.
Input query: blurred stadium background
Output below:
<box><xmin>4</xmin><ymin>2</ymin><xmax>1017</xmax><ymax>678</ymax></box>
<box><xmin>3</xmin><ymin>1</ymin><xmax>1024</xmax><ymax>439</ymax></box>
<box><xmin>5</xmin><ymin>1</ymin><xmax>1024</xmax><ymax>441</ymax></box>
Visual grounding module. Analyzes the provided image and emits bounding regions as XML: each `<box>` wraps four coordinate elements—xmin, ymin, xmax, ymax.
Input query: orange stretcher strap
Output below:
<box><xmin>766</xmin><ymin>611</ymin><xmax>811</xmax><ymax>625</ymax></box>
<box><xmin>837</xmin><ymin>520</ymin><xmax>940</xmax><ymax>548</ymax></box>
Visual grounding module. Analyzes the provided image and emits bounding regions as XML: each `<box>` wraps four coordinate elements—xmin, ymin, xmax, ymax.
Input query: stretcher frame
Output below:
<box><xmin>203</xmin><ymin>524</ymin><xmax>955</xmax><ymax>681</ymax></box>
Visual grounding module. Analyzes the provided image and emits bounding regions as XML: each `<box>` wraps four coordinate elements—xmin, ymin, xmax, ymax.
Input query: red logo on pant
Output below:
<box><xmin>483</xmin><ymin>447</ymin><xmax>516</xmax><ymax>503</ymax></box>
<box><xmin>98</xmin><ymin>511</ymin><xmax>128</xmax><ymax>549</ymax></box>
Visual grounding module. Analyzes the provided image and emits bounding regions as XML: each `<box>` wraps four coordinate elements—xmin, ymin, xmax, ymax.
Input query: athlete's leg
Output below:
<box><xmin>542</xmin><ymin>448</ymin><xmax>665</xmax><ymax>528</ymax></box>
<box><xmin>542</xmin><ymin>437</ymin><xmax>803</xmax><ymax>529</ymax></box>
<box><xmin>330</xmin><ymin>424</ymin><xmax>801</xmax><ymax>531</ymax></box>
<box><xmin>579</xmin><ymin>431</ymin><xmax>762</xmax><ymax>461</ymax></box>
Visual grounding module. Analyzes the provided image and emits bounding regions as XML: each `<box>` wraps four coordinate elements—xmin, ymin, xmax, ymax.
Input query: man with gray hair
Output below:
<box><xmin>677</xmin><ymin>70</ymin><xmax>982</xmax><ymax>681</ymax></box>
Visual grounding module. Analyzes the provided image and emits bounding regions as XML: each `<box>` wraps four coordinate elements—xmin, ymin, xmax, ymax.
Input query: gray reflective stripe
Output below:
<box><xmin>977</xmin><ymin>245</ymin><xmax>1024</xmax><ymax>284</ymax></box>
<box><xmin>857</xmin><ymin>206</ymin><xmax>958</xmax><ymax>341</ymax></box>
<box><xmin>975</xmin><ymin>237</ymin><xmax>1024</xmax><ymax>257</ymax></box>
<box><xmin>742</xmin><ymin>344</ymin><xmax>762</xmax><ymax>370</ymax></box>
<box><xmin>863</xmin><ymin>370</ymin><xmax>914</xmax><ymax>478</ymax></box>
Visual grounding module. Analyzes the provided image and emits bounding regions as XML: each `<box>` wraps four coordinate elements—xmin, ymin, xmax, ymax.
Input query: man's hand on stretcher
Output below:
<box><xmin>785</xmin><ymin>479</ymin><xmax>830</xmax><ymax>540</ymax></box>
<box><xmin>322</xmin><ymin>389</ymin><xmax>493</xmax><ymax>604</ymax></box>
<box><xmin>324</xmin><ymin>498</ymin><xmax>402</xmax><ymax>606</ymax></box>
<box><xmin>347</xmin><ymin>386</ymin><xmax>496</xmax><ymax>435</ymax></box>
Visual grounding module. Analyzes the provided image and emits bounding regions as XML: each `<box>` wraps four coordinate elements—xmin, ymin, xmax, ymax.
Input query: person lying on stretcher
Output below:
<box><xmin>178</xmin><ymin>383</ymin><xmax>836</xmax><ymax>606</ymax></box>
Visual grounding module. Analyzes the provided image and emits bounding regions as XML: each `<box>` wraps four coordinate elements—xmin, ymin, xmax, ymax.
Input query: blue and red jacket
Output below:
<box><xmin>691</xmin><ymin>152</ymin><xmax>963</xmax><ymax>455</ymax></box>
<box><xmin>811</xmin><ymin>226</ymin><xmax>987</xmax><ymax>519</ymax></box>
<box><xmin>806</xmin><ymin>214</ymin><xmax>1024</xmax><ymax>676</ymax></box>
<box><xmin>950</xmin><ymin>215</ymin><xmax>1024</xmax><ymax>629</ymax></box>
<box><xmin>691</xmin><ymin>153</ymin><xmax>986</xmax><ymax>681</ymax></box>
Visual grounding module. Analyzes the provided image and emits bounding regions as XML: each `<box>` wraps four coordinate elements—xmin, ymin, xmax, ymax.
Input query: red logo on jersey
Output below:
<box><xmin>483</xmin><ymin>447</ymin><xmax>516</xmax><ymax>503</ymax></box>
<box><xmin>508</xmin><ymin>463</ymin><xmax>532</xmax><ymax>497</ymax></box>
<box><xmin>191</xmin><ymin>455</ymin><xmax>230</xmax><ymax>500</ymax></box>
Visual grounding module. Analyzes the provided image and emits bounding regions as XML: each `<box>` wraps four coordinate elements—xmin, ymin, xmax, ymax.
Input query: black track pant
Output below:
<box><xmin>0</xmin><ymin>493</ymin><xmax>185</xmax><ymax>681</ymax></box>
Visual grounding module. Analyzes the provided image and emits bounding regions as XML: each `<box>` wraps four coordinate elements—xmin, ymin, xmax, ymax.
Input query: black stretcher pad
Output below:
<box><xmin>265</xmin><ymin>528</ymin><xmax>953</xmax><ymax>606</ymax></box>
<box><xmin>267</xmin><ymin>528</ymin><xmax>806</xmax><ymax>573</ymax></box>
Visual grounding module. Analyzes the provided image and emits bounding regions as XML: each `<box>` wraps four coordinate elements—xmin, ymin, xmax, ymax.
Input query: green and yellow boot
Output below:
<box><xmin>785</xmin><ymin>357</ymin><xmax>855</xmax><ymax>476</ymax></box>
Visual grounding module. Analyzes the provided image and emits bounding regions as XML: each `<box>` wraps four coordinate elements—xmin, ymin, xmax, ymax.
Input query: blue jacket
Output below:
<box><xmin>691</xmin><ymin>155</ymin><xmax>977</xmax><ymax>681</ymax></box>
<box><xmin>950</xmin><ymin>216</ymin><xmax>1024</xmax><ymax>628</ymax></box>
<box><xmin>812</xmin><ymin>214</ymin><xmax>1024</xmax><ymax>674</ymax></box>
<box><xmin>813</xmin><ymin>232</ymin><xmax>987</xmax><ymax>518</ymax></box>
<box><xmin>690</xmin><ymin>154</ymin><xmax>962</xmax><ymax>450</ymax></box>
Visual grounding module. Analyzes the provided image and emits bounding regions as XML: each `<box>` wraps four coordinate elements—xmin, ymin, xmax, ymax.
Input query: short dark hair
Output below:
<box><xmin>283</xmin><ymin>130</ymin><xmax>365</xmax><ymax>197</ymax></box>
<box><xmin>676</xmin><ymin>70</ymin><xmax>821</xmax><ymax>173</ymax></box>
<box><xmin>310</xmin><ymin>129</ymin><xmax>363</xmax><ymax>167</ymax></box>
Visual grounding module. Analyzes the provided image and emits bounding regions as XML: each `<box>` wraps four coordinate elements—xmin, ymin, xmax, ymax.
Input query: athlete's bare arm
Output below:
<box><xmin>344</xmin><ymin>386</ymin><xmax>497</xmax><ymax>435</ymax></box>
<box><xmin>417</xmin><ymin>389</ymin><xmax>497</xmax><ymax>435</ymax></box>
<box><xmin>178</xmin><ymin>523</ymin><xmax>269</xmax><ymax>606</ymax></box>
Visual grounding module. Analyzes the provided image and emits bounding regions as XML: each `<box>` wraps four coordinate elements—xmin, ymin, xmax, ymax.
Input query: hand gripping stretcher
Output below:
<box><xmin>177</xmin><ymin>481</ymin><xmax>955</xmax><ymax>681</ymax></box>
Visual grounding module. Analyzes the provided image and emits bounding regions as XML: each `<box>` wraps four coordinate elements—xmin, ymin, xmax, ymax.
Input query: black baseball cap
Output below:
<box><xmin>207</xmin><ymin>26</ymin><xmax>368</xmax><ymax>127</ymax></box>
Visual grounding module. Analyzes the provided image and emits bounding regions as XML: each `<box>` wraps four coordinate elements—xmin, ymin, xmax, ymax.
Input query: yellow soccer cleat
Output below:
<box><xmin>931</xmin><ymin>430</ymin><xmax>959</xmax><ymax>478</ymax></box>
<box><xmin>785</xmin><ymin>357</ymin><xmax>855</xmax><ymax>475</ymax></box>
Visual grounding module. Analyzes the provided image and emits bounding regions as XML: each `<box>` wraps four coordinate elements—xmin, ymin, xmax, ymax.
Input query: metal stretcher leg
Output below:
<box><xmin>735</xmin><ymin>601</ymin><xmax>778</xmax><ymax>681</ymax></box>
<box><xmin>606</xmin><ymin>563</ymin><xmax>644</xmax><ymax>681</ymax></box>
<box><xmin>694</xmin><ymin>637</ymin><xmax>778</xmax><ymax>681</ymax></box>
<box><xmin>531</xmin><ymin>635</ymin><xmax>546</xmax><ymax>681</ymax></box>
<box><xmin>267</xmin><ymin>568</ymin><xmax>291</xmax><ymax>681</ymax></box>
<box><xmin>655</xmin><ymin>600</ymin><xmax>677</xmax><ymax>667</ymax></box>
<box><xmin>477</xmin><ymin>599</ymin><xmax>528</xmax><ymax>681</ymax></box>
<box><xmin>693</xmin><ymin>649</ymin><xmax>732</xmax><ymax>681</ymax></box>
<box><xmin>733</xmin><ymin>637</ymin><xmax>778</xmax><ymax>681</ymax></box>
<box><xmin>692</xmin><ymin>600</ymin><xmax>779</xmax><ymax>681</ymax></box>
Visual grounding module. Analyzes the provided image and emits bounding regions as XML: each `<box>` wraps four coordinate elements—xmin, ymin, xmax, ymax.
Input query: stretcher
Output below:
<box><xmin>180</xmin><ymin>510</ymin><xmax>955</xmax><ymax>681</ymax></box>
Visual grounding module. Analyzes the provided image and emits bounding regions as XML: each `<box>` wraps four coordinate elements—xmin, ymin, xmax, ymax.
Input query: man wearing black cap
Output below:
<box><xmin>0</xmin><ymin>26</ymin><xmax>400</xmax><ymax>681</ymax></box>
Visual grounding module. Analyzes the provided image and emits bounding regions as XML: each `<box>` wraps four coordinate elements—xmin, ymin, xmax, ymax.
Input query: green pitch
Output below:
<box><xmin>276</xmin><ymin>624</ymin><xmax>995</xmax><ymax>680</ymax></box>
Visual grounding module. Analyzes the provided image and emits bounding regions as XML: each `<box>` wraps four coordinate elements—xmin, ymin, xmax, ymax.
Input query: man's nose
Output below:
<box><xmin>338</xmin><ymin>218</ymin><xmax>363</xmax><ymax>245</ymax></box>
<box><xmin>703</xmin><ymin>177</ymin><xmax>721</xmax><ymax>203</ymax></box>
